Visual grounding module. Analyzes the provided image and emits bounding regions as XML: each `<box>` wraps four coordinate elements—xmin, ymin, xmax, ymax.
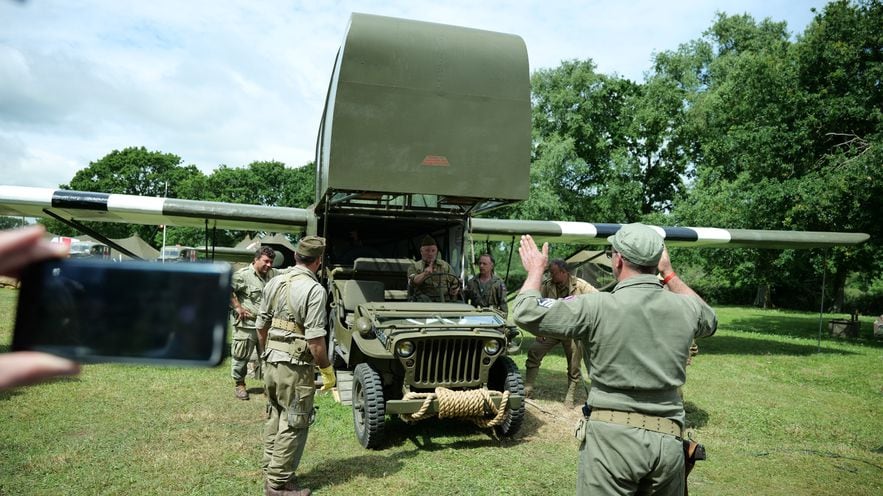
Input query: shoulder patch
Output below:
<box><xmin>537</xmin><ymin>298</ymin><xmax>557</xmax><ymax>308</ymax></box>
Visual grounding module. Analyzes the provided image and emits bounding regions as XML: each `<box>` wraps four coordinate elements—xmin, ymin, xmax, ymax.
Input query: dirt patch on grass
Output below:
<box><xmin>519</xmin><ymin>398</ymin><xmax>583</xmax><ymax>442</ymax></box>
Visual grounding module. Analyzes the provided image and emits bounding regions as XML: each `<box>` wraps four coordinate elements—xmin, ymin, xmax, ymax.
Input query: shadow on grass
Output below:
<box><xmin>384</xmin><ymin>416</ymin><xmax>528</xmax><ymax>450</ymax></box>
<box><xmin>684</xmin><ymin>401</ymin><xmax>709</xmax><ymax>429</ymax></box>
<box><xmin>698</xmin><ymin>334</ymin><xmax>858</xmax><ymax>356</ymax></box>
<box><xmin>299</xmin><ymin>451</ymin><xmax>417</xmax><ymax>491</ymax></box>
<box><xmin>721</xmin><ymin>313</ymin><xmax>883</xmax><ymax>348</ymax></box>
<box><xmin>299</xmin><ymin>418</ymin><xmax>528</xmax><ymax>491</ymax></box>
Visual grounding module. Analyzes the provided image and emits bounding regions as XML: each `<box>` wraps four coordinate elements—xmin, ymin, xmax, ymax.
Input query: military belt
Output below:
<box><xmin>266</xmin><ymin>339</ymin><xmax>306</xmax><ymax>357</ymax></box>
<box><xmin>271</xmin><ymin>318</ymin><xmax>305</xmax><ymax>336</ymax></box>
<box><xmin>589</xmin><ymin>408</ymin><xmax>683</xmax><ymax>438</ymax></box>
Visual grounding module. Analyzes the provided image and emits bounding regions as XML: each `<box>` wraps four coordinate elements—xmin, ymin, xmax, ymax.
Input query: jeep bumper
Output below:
<box><xmin>385</xmin><ymin>394</ymin><xmax>523</xmax><ymax>415</ymax></box>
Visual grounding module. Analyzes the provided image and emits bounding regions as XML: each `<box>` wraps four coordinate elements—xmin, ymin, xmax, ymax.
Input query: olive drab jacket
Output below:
<box><xmin>255</xmin><ymin>266</ymin><xmax>327</xmax><ymax>365</ymax></box>
<box><xmin>513</xmin><ymin>274</ymin><xmax>716</xmax><ymax>427</ymax></box>
<box><xmin>464</xmin><ymin>275</ymin><xmax>508</xmax><ymax>317</ymax></box>
<box><xmin>541</xmin><ymin>274</ymin><xmax>596</xmax><ymax>299</ymax></box>
<box><xmin>407</xmin><ymin>258</ymin><xmax>455</xmax><ymax>302</ymax></box>
<box><xmin>231</xmin><ymin>265</ymin><xmax>289</xmax><ymax>329</ymax></box>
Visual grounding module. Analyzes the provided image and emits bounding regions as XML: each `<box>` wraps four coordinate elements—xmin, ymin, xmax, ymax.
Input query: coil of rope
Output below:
<box><xmin>399</xmin><ymin>387</ymin><xmax>511</xmax><ymax>428</ymax></box>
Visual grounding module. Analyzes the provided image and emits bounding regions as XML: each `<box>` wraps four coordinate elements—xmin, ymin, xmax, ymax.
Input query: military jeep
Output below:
<box><xmin>325</xmin><ymin>256</ymin><xmax>524</xmax><ymax>448</ymax></box>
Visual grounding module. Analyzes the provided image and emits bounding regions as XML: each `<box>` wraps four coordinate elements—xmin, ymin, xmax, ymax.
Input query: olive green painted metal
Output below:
<box><xmin>316</xmin><ymin>13</ymin><xmax>531</xmax><ymax>205</ymax></box>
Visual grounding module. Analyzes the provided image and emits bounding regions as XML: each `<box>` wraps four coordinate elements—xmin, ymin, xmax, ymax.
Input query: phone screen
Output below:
<box><xmin>12</xmin><ymin>259</ymin><xmax>231</xmax><ymax>366</ymax></box>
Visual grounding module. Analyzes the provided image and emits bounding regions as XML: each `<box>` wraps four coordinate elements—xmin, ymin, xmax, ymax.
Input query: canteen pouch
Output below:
<box><xmin>288</xmin><ymin>385</ymin><xmax>316</xmax><ymax>429</ymax></box>
<box><xmin>574</xmin><ymin>418</ymin><xmax>588</xmax><ymax>443</ymax></box>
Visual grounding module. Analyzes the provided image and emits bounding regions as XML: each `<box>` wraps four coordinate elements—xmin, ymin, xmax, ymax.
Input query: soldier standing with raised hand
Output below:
<box><xmin>256</xmin><ymin>236</ymin><xmax>335</xmax><ymax>496</ymax></box>
<box><xmin>513</xmin><ymin>223</ymin><xmax>716</xmax><ymax>495</ymax></box>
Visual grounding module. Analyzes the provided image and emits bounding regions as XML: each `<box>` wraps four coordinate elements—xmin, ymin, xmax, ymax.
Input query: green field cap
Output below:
<box><xmin>607</xmin><ymin>223</ymin><xmax>663</xmax><ymax>266</ymax></box>
<box><xmin>296</xmin><ymin>236</ymin><xmax>326</xmax><ymax>257</ymax></box>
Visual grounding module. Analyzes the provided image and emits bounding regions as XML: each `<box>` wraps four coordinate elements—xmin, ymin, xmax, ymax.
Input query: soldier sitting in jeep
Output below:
<box><xmin>407</xmin><ymin>235</ymin><xmax>461</xmax><ymax>302</ymax></box>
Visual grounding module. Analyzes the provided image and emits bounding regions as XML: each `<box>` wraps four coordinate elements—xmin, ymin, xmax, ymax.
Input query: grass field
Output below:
<box><xmin>1</xmin><ymin>286</ymin><xmax>881</xmax><ymax>495</ymax></box>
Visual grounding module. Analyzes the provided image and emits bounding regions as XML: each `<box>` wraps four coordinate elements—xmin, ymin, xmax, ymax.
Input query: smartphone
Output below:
<box><xmin>12</xmin><ymin>258</ymin><xmax>232</xmax><ymax>366</ymax></box>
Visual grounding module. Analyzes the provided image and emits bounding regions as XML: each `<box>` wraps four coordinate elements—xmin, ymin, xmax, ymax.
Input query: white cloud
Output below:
<box><xmin>0</xmin><ymin>0</ymin><xmax>827</xmax><ymax>189</ymax></box>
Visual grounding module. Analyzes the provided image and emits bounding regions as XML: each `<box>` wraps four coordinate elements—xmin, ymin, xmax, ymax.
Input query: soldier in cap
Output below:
<box><xmin>407</xmin><ymin>235</ymin><xmax>460</xmax><ymax>302</ymax></box>
<box><xmin>230</xmin><ymin>246</ymin><xmax>289</xmax><ymax>400</ymax></box>
<box><xmin>256</xmin><ymin>236</ymin><xmax>334</xmax><ymax>496</ymax></box>
<box><xmin>523</xmin><ymin>259</ymin><xmax>597</xmax><ymax>408</ymax></box>
<box><xmin>513</xmin><ymin>223</ymin><xmax>716</xmax><ymax>496</ymax></box>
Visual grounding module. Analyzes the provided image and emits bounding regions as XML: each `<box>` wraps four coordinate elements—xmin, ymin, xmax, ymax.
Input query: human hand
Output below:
<box><xmin>0</xmin><ymin>225</ymin><xmax>68</xmax><ymax>278</ymax></box>
<box><xmin>657</xmin><ymin>246</ymin><xmax>674</xmax><ymax>277</ymax></box>
<box><xmin>0</xmin><ymin>351</ymin><xmax>80</xmax><ymax>390</ymax></box>
<box><xmin>518</xmin><ymin>235</ymin><xmax>548</xmax><ymax>276</ymax></box>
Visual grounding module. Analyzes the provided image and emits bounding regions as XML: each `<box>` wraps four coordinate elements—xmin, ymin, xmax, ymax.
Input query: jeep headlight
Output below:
<box><xmin>355</xmin><ymin>317</ymin><xmax>374</xmax><ymax>337</ymax></box>
<box><xmin>483</xmin><ymin>339</ymin><xmax>501</xmax><ymax>355</ymax></box>
<box><xmin>396</xmin><ymin>340</ymin><xmax>415</xmax><ymax>358</ymax></box>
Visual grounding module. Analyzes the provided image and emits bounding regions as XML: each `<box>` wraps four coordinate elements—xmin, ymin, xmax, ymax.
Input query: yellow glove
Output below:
<box><xmin>319</xmin><ymin>365</ymin><xmax>336</xmax><ymax>392</ymax></box>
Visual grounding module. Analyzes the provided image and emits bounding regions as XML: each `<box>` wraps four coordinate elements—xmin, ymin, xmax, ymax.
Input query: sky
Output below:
<box><xmin>1</xmin><ymin>0</ymin><xmax>829</xmax><ymax>190</ymax></box>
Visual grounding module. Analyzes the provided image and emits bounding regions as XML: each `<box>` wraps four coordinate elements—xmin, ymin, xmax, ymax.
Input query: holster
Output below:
<box><xmin>683</xmin><ymin>439</ymin><xmax>706</xmax><ymax>496</ymax></box>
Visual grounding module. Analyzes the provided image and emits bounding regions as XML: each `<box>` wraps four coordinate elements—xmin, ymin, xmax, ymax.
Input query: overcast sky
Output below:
<box><xmin>1</xmin><ymin>0</ymin><xmax>828</xmax><ymax>190</ymax></box>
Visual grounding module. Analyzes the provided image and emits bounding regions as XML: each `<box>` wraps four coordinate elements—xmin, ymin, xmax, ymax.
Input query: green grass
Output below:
<box><xmin>1</xmin><ymin>289</ymin><xmax>881</xmax><ymax>495</ymax></box>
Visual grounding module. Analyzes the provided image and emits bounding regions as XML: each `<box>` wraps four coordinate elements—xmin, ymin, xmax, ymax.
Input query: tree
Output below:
<box><xmin>659</xmin><ymin>5</ymin><xmax>882</xmax><ymax>309</ymax></box>
<box><xmin>39</xmin><ymin>147</ymin><xmax>203</xmax><ymax>245</ymax></box>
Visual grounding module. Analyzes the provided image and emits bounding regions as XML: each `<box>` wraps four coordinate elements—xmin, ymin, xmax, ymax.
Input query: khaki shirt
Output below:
<box><xmin>407</xmin><ymin>258</ymin><xmax>455</xmax><ymax>302</ymax></box>
<box><xmin>464</xmin><ymin>275</ymin><xmax>508</xmax><ymax>317</ymax></box>
<box><xmin>231</xmin><ymin>264</ymin><xmax>289</xmax><ymax>329</ymax></box>
<box><xmin>513</xmin><ymin>274</ymin><xmax>716</xmax><ymax>426</ymax></box>
<box><xmin>256</xmin><ymin>266</ymin><xmax>327</xmax><ymax>364</ymax></box>
<box><xmin>541</xmin><ymin>274</ymin><xmax>597</xmax><ymax>299</ymax></box>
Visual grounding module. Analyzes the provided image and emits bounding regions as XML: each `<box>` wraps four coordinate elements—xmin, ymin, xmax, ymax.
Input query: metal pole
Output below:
<box><xmin>816</xmin><ymin>250</ymin><xmax>828</xmax><ymax>352</ymax></box>
<box><xmin>504</xmin><ymin>236</ymin><xmax>515</xmax><ymax>287</ymax></box>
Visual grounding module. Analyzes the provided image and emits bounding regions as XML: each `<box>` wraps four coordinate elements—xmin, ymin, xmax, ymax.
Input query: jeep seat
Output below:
<box><xmin>342</xmin><ymin>279</ymin><xmax>384</xmax><ymax>312</ymax></box>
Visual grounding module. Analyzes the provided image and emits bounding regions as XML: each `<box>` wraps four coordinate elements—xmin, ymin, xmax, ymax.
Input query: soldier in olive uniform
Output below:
<box><xmin>407</xmin><ymin>235</ymin><xmax>460</xmax><ymax>302</ymax></box>
<box><xmin>256</xmin><ymin>236</ymin><xmax>335</xmax><ymax>496</ymax></box>
<box><xmin>230</xmin><ymin>246</ymin><xmax>286</xmax><ymax>400</ymax></box>
<box><xmin>523</xmin><ymin>259</ymin><xmax>597</xmax><ymax>407</ymax></box>
<box><xmin>464</xmin><ymin>253</ymin><xmax>508</xmax><ymax>317</ymax></box>
<box><xmin>513</xmin><ymin>224</ymin><xmax>716</xmax><ymax>496</ymax></box>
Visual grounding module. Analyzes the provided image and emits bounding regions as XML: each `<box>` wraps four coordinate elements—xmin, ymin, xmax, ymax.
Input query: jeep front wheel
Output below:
<box><xmin>352</xmin><ymin>362</ymin><xmax>386</xmax><ymax>449</ymax></box>
<box><xmin>489</xmin><ymin>355</ymin><xmax>525</xmax><ymax>438</ymax></box>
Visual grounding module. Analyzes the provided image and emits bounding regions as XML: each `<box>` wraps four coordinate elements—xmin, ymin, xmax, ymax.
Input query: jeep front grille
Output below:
<box><xmin>412</xmin><ymin>337</ymin><xmax>483</xmax><ymax>387</ymax></box>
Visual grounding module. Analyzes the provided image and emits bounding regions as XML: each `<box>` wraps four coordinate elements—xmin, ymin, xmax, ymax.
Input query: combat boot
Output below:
<box><xmin>234</xmin><ymin>382</ymin><xmax>249</xmax><ymax>401</ymax></box>
<box><xmin>524</xmin><ymin>367</ymin><xmax>538</xmax><ymax>398</ymax></box>
<box><xmin>563</xmin><ymin>381</ymin><xmax>578</xmax><ymax>409</ymax></box>
<box><xmin>265</xmin><ymin>479</ymin><xmax>311</xmax><ymax>496</ymax></box>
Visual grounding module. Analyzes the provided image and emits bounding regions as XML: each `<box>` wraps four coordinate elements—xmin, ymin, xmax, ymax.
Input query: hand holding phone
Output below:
<box><xmin>12</xmin><ymin>259</ymin><xmax>231</xmax><ymax>367</ymax></box>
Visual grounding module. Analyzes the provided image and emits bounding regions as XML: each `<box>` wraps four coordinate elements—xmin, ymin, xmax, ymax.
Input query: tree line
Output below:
<box><xmin>504</xmin><ymin>0</ymin><xmax>881</xmax><ymax>311</ymax></box>
<box><xmin>6</xmin><ymin>1</ymin><xmax>880</xmax><ymax>311</ymax></box>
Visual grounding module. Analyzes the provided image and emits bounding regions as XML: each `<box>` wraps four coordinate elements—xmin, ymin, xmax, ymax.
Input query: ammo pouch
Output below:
<box><xmin>288</xmin><ymin>385</ymin><xmax>317</xmax><ymax>429</ymax></box>
<box><xmin>267</xmin><ymin>338</ymin><xmax>313</xmax><ymax>363</ymax></box>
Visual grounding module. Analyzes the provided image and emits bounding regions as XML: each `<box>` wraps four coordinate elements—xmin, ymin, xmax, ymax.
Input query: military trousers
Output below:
<box><xmin>262</xmin><ymin>360</ymin><xmax>316</xmax><ymax>488</ymax></box>
<box><xmin>578</xmin><ymin>420</ymin><xmax>684</xmax><ymax>496</ymax></box>
<box><xmin>231</xmin><ymin>326</ymin><xmax>261</xmax><ymax>383</ymax></box>
<box><xmin>525</xmin><ymin>336</ymin><xmax>583</xmax><ymax>384</ymax></box>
